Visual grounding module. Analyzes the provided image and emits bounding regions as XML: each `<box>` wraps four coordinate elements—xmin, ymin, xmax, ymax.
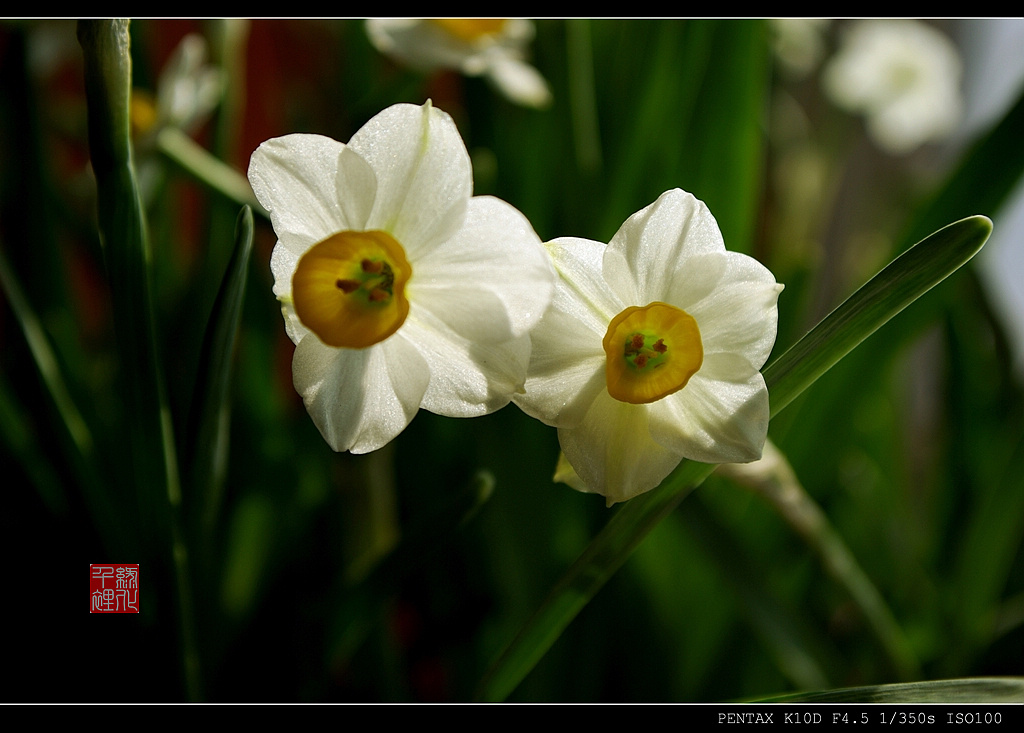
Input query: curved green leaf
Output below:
<box><xmin>79</xmin><ymin>19</ymin><xmax>197</xmax><ymax>700</ymax></box>
<box><xmin>764</xmin><ymin>216</ymin><xmax>992</xmax><ymax>416</ymax></box>
<box><xmin>157</xmin><ymin>127</ymin><xmax>268</xmax><ymax>219</ymax></box>
<box><xmin>761</xmin><ymin>676</ymin><xmax>1024</xmax><ymax>703</ymax></box>
<box><xmin>186</xmin><ymin>206</ymin><xmax>253</xmax><ymax>539</ymax></box>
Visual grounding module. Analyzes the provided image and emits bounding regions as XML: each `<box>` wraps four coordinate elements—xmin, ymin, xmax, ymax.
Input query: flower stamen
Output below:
<box><xmin>603</xmin><ymin>302</ymin><xmax>703</xmax><ymax>404</ymax></box>
<box><xmin>293</xmin><ymin>230</ymin><xmax>412</xmax><ymax>349</ymax></box>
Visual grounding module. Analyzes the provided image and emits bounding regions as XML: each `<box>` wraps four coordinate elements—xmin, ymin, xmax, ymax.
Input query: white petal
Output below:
<box><xmin>603</xmin><ymin>189</ymin><xmax>727</xmax><ymax>305</ymax></box>
<box><xmin>514</xmin><ymin>307</ymin><xmax>605</xmax><ymax>428</ymax></box>
<box><xmin>683</xmin><ymin>251</ymin><xmax>783</xmax><ymax>371</ymax></box>
<box><xmin>402</xmin><ymin>308</ymin><xmax>530</xmax><ymax>418</ymax></box>
<box><xmin>546</xmin><ymin>236</ymin><xmax>624</xmax><ymax>323</ymax></box>
<box><xmin>657</xmin><ymin>250</ymin><xmax>729</xmax><ymax>312</ymax></box>
<box><xmin>409</xmin><ymin>196</ymin><xmax>554</xmax><ymax>343</ymax></box>
<box><xmin>347</xmin><ymin>102</ymin><xmax>472</xmax><ymax>258</ymax></box>
<box><xmin>484</xmin><ymin>54</ymin><xmax>552</xmax><ymax>109</ymax></box>
<box><xmin>648</xmin><ymin>362</ymin><xmax>770</xmax><ymax>464</ymax></box>
<box><xmin>365</xmin><ymin>19</ymin><xmax>480</xmax><ymax>72</ymax></box>
<box><xmin>559</xmin><ymin>391</ymin><xmax>683</xmax><ymax>504</ymax></box>
<box><xmin>291</xmin><ymin>335</ymin><xmax>430</xmax><ymax>454</ymax></box>
<box><xmin>498</xmin><ymin>19</ymin><xmax>536</xmax><ymax>44</ymax></box>
<box><xmin>247</xmin><ymin>134</ymin><xmax>376</xmax><ymax>256</ymax></box>
<box><xmin>269</xmin><ymin>244</ymin><xmax>309</xmax><ymax>345</ymax></box>
<box><xmin>552</xmin><ymin>451</ymin><xmax>590</xmax><ymax>494</ymax></box>
<box><xmin>514</xmin><ymin>236</ymin><xmax>620</xmax><ymax>427</ymax></box>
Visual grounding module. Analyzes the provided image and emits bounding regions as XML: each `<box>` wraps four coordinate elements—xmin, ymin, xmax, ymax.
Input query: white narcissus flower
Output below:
<box><xmin>132</xmin><ymin>33</ymin><xmax>226</xmax><ymax>140</ymax></box>
<box><xmin>514</xmin><ymin>189</ymin><xmax>783</xmax><ymax>505</ymax></box>
<box><xmin>770</xmin><ymin>18</ymin><xmax>830</xmax><ymax>79</ymax></box>
<box><xmin>248</xmin><ymin>101</ymin><xmax>555</xmax><ymax>453</ymax></box>
<box><xmin>156</xmin><ymin>33</ymin><xmax>227</xmax><ymax>133</ymax></box>
<box><xmin>365</xmin><ymin>19</ymin><xmax>552</xmax><ymax>109</ymax></box>
<box><xmin>822</xmin><ymin>20</ymin><xmax>962</xmax><ymax>154</ymax></box>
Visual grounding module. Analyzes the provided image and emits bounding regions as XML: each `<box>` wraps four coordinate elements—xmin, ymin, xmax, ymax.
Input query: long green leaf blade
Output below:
<box><xmin>79</xmin><ymin>19</ymin><xmax>180</xmax><ymax>536</ymax></box>
<box><xmin>764</xmin><ymin>215</ymin><xmax>992</xmax><ymax>416</ymax></box>
<box><xmin>478</xmin><ymin>215</ymin><xmax>992</xmax><ymax>702</ymax></box>
<box><xmin>899</xmin><ymin>85</ymin><xmax>1024</xmax><ymax>252</ymax></box>
<box><xmin>157</xmin><ymin>127</ymin><xmax>267</xmax><ymax>219</ymax></box>
<box><xmin>0</xmin><ymin>247</ymin><xmax>93</xmax><ymax>466</ymax></box>
<box><xmin>186</xmin><ymin>206</ymin><xmax>254</xmax><ymax>540</ymax></box>
<box><xmin>760</xmin><ymin>677</ymin><xmax>1024</xmax><ymax>703</ymax></box>
<box><xmin>78</xmin><ymin>19</ymin><xmax>197</xmax><ymax>700</ymax></box>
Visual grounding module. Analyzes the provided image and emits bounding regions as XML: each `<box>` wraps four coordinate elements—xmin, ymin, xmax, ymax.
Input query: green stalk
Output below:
<box><xmin>186</xmin><ymin>207</ymin><xmax>253</xmax><ymax>545</ymax></box>
<box><xmin>157</xmin><ymin>127</ymin><xmax>267</xmax><ymax>218</ymax></box>
<box><xmin>719</xmin><ymin>442</ymin><xmax>921</xmax><ymax>680</ymax></box>
<box><xmin>78</xmin><ymin>19</ymin><xmax>199</xmax><ymax>701</ymax></box>
<box><xmin>566</xmin><ymin>19</ymin><xmax>601</xmax><ymax>175</ymax></box>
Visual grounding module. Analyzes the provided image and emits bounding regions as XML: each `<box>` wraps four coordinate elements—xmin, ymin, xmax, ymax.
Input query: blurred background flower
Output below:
<box><xmin>132</xmin><ymin>32</ymin><xmax>225</xmax><ymax>142</ymax></box>
<box><xmin>365</xmin><ymin>18</ymin><xmax>552</xmax><ymax>109</ymax></box>
<box><xmin>770</xmin><ymin>18</ymin><xmax>830</xmax><ymax>80</ymax></box>
<box><xmin>822</xmin><ymin>20</ymin><xmax>962</xmax><ymax>154</ymax></box>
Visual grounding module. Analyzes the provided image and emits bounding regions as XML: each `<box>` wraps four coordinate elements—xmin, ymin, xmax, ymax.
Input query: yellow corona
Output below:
<box><xmin>603</xmin><ymin>302</ymin><xmax>703</xmax><ymax>404</ymax></box>
<box><xmin>291</xmin><ymin>230</ymin><xmax>412</xmax><ymax>349</ymax></box>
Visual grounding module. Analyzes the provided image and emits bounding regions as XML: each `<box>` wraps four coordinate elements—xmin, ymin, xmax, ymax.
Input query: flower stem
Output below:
<box><xmin>567</xmin><ymin>19</ymin><xmax>601</xmax><ymax>175</ymax></box>
<box><xmin>78</xmin><ymin>19</ymin><xmax>200</xmax><ymax>701</ymax></box>
<box><xmin>157</xmin><ymin>126</ymin><xmax>268</xmax><ymax>219</ymax></box>
<box><xmin>719</xmin><ymin>441</ymin><xmax>922</xmax><ymax>681</ymax></box>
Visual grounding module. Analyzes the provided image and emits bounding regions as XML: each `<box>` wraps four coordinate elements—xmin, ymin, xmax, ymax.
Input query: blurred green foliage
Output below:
<box><xmin>1</xmin><ymin>18</ymin><xmax>1022</xmax><ymax>702</ymax></box>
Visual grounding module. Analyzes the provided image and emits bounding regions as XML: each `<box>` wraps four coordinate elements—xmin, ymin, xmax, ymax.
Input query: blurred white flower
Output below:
<box><xmin>822</xmin><ymin>20</ymin><xmax>963</xmax><ymax>154</ymax></box>
<box><xmin>156</xmin><ymin>34</ymin><xmax>225</xmax><ymax>132</ymax></box>
<box><xmin>248</xmin><ymin>102</ymin><xmax>555</xmax><ymax>453</ymax></box>
<box><xmin>366</xmin><ymin>19</ymin><xmax>552</xmax><ymax>109</ymax></box>
<box><xmin>132</xmin><ymin>33</ymin><xmax>225</xmax><ymax>140</ymax></box>
<box><xmin>770</xmin><ymin>18</ymin><xmax>830</xmax><ymax>79</ymax></box>
<box><xmin>514</xmin><ymin>190</ymin><xmax>783</xmax><ymax>504</ymax></box>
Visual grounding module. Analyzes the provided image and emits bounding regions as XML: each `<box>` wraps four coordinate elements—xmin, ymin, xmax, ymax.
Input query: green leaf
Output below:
<box><xmin>477</xmin><ymin>459</ymin><xmax>715</xmax><ymax>701</ymax></box>
<box><xmin>759</xmin><ymin>677</ymin><xmax>1024</xmax><ymax>703</ymax></box>
<box><xmin>477</xmin><ymin>216</ymin><xmax>992</xmax><ymax>702</ymax></box>
<box><xmin>157</xmin><ymin>127</ymin><xmax>268</xmax><ymax>219</ymax></box>
<box><xmin>599</xmin><ymin>20</ymin><xmax>769</xmax><ymax>254</ymax></box>
<box><xmin>79</xmin><ymin>20</ymin><xmax>198</xmax><ymax>700</ymax></box>
<box><xmin>79</xmin><ymin>19</ymin><xmax>180</xmax><ymax>527</ymax></box>
<box><xmin>0</xmin><ymin>247</ymin><xmax>93</xmax><ymax>467</ymax></box>
<box><xmin>680</xmin><ymin>19</ymin><xmax>769</xmax><ymax>256</ymax></box>
<box><xmin>0</xmin><ymin>370</ymin><xmax>69</xmax><ymax>516</ymax></box>
<box><xmin>186</xmin><ymin>206</ymin><xmax>254</xmax><ymax>541</ymax></box>
<box><xmin>0</xmin><ymin>242</ymin><xmax>126</xmax><ymax>554</ymax></box>
<box><xmin>764</xmin><ymin>216</ymin><xmax>992</xmax><ymax>416</ymax></box>
<box><xmin>898</xmin><ymin>84</ymin><xmax>1024</xmax><ymax>253</ymax></box>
